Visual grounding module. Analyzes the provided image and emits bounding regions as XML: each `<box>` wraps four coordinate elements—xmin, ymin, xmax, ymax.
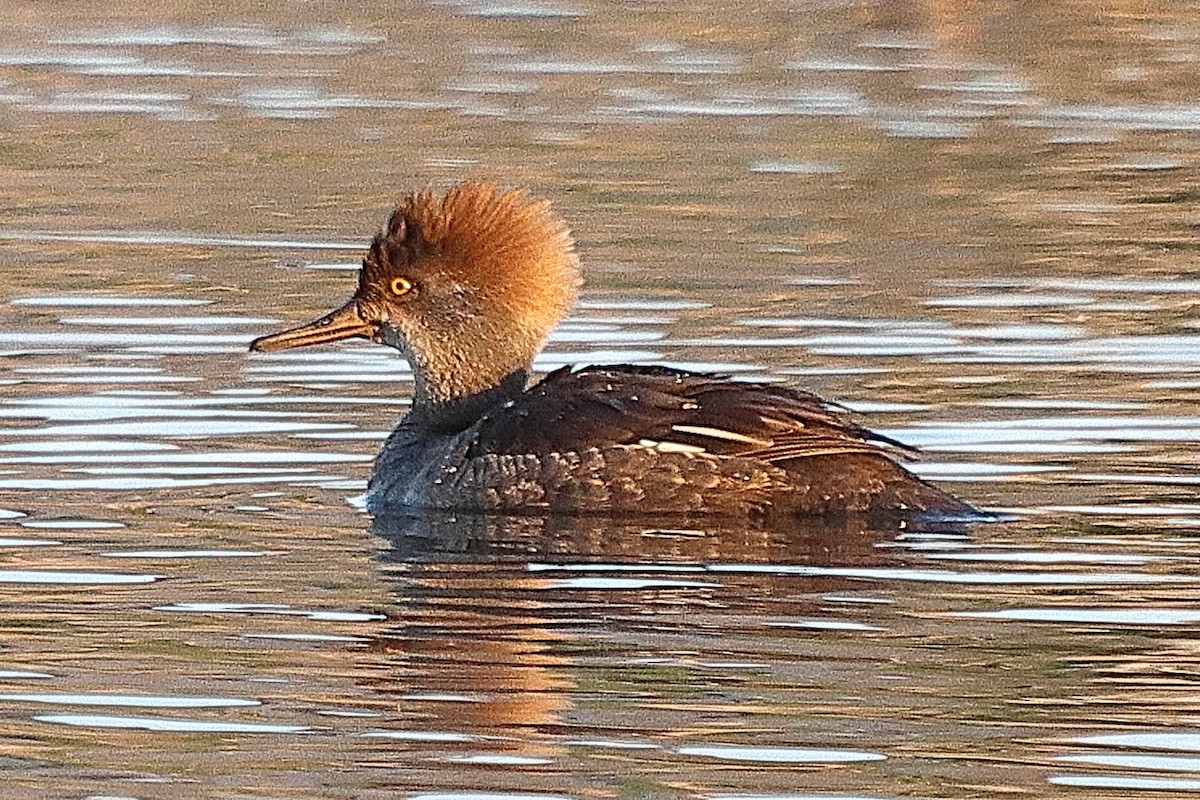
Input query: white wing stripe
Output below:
<box><xmin>671</xmin><ymin>424</ymin><xmax>770</xmax><ymax>446</ymax></box>
<box><xmin>638</xmin><ymin>438</ymin><xmax>707</xmax><ymax>455</ymax></box>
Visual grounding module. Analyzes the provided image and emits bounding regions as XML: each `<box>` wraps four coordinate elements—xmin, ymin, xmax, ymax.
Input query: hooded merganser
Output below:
<box><xmin>250</xmin><ymin>183</ymin><xmax>975</xmax><ymax>518</ymax></box>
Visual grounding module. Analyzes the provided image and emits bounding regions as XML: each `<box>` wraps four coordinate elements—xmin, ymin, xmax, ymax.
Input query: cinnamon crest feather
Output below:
<box><xmin>363</xmin><ymin>183</ymin><xmax>581</xmax><ymax>343</ymax></box>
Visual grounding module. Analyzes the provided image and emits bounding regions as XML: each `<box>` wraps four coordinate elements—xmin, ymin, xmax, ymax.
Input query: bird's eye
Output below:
<box><xmin>390</xmin><ymin>276</ymin><xmax>413</xmax><ymax>296</ymax></box>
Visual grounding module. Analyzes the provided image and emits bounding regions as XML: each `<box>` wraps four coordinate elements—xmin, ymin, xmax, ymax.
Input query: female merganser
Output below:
<box><xmin>250</xmin><ymin>183</ymin><xmax>974</xmax><ymax>518</ymax></box>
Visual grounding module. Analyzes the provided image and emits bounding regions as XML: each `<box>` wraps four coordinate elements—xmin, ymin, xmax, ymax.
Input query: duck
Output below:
<box><xmin>249</xmin><ymin>183</ymin><xmax>976</xmax><ymax>519</ymax></box>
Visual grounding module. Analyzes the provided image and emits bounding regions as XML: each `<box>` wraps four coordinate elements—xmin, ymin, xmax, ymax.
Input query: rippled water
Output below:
<box><xmin>3</xmin><ymin>2</ymin><xmax>1200</xmax><ymax>798</ymax></box>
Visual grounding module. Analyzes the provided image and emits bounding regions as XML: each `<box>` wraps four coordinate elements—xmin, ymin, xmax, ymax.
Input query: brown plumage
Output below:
<box><xmin>362</xmin><ymin>184</ymin><xmax>580</xmax><ymax>353</ymax></box>
<box><xmin>250</xmin><ymin>183</ymin><xmax>978</xmax><ymax>520</ymax></box>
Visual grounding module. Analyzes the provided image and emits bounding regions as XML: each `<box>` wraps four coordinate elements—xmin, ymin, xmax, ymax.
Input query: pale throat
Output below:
<box><xmin>380</xmin><ymin>322</ymin><xmax>537</xmax><ymax>431</ymax></box>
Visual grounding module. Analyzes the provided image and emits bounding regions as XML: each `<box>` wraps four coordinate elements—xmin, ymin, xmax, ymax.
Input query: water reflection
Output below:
<box><xmin>3</xmin><ymin>253</ymin><xmax>1199</xmax><ymax>792</ymax></box>
<box><xmin>344</xmin><ymin>504</ymin><xmax>1200</xmax><ymax>793</ymax></box>
<box><xmin>362</xmin><ymin>512</ymin><xmax>913</xmax><ymax>777</ymax></box>
<box><xmin>36</xmin><ymin>713</ymin><xmax>310</xmax><ymax>734</ymax></box>
<box><xmin>372</xmin><ymin>510</ymin><xmax>907</xmax><ymax>564</ymax></box>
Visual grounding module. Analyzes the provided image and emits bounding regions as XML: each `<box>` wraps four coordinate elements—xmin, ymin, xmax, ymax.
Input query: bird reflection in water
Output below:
<box><xmin>356</xmin><ymin>511</ymin><xmax>965</xmax><ymax>764</ymax></box>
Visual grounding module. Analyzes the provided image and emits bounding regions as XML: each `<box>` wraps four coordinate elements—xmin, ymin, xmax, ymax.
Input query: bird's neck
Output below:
<box><xmin>407</xmin><ymin>366</ymin><xmax>530</xmax><ymax>433</ymax></box>
<box><xmin>376</xmin><ymin>318</ymin><xmax>544</xmax><ymax>433</ymax></box>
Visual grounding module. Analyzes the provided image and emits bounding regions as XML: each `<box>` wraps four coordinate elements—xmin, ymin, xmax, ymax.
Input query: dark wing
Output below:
<box><xmin>468</xmin><ymin>365</ymin><xmax>912</xmax><ymax>465</ymax></box>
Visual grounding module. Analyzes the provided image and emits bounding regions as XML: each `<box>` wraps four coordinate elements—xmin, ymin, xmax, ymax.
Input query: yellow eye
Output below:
<box><xmin>390</xmin><ymin>276</ymin><xmax>413</xmax><ymax>296</ymax></box>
